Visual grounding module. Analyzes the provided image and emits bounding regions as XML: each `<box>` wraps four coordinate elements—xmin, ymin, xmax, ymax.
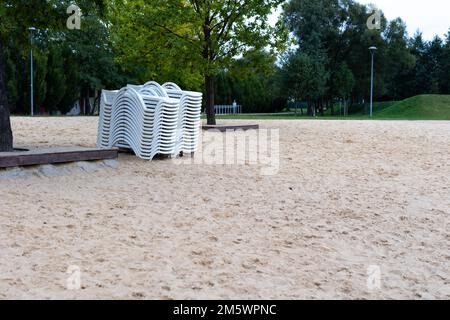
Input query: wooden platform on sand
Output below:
<box><xmin>0</xmin><ymin>147</ymin><xmax>118</xmax><ymax>169</ymax></box>
<box><xmin>202</xmin><ymin>124</ymin><xmax>259</xmax><ymax>132</ymax></box>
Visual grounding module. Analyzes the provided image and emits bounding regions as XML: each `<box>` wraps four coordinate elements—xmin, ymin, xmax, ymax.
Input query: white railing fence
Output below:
<box><xmin>214</xmin><ymin>104</ymin><xmax>242</xmax><ymax>115</ymax></box>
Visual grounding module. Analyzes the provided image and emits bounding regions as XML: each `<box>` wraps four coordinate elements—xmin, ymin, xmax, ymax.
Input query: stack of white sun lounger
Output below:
<box><xmin>162</xmin><ymin>82</ymin><xmax>203</xmax><ymax>154</ymax></box>
<box><xmin>97</xmin><ymin>81</ymin><xmax>203</xmax><ymax>160</ymax></box>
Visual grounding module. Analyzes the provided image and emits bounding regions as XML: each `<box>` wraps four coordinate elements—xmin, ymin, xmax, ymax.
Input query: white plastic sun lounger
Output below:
<box><xmin>97</xmin><ymin>90</ymin><xmax>119</xmax><ymax>148</ymax></box>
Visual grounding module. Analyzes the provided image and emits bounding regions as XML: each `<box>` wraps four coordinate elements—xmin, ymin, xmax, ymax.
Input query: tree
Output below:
<box><xmin>214</xmin><ymin>51</ymin><xmax>286</xmax><ymax>113</ymax></box>
<box><xmin>0</xmin><ymin>0</ymin><xmax>106</xmax><ymax>151</ymax></box>
<box><xmin>332</xmin><ymin>63</ymin><xmax>355</xmax><ymax>114</ymax></box>
<box><xmin>441</xmin><ymin>31</ymin><xmax>450</xmax><ymax>94</ymax></box>
<box><xmin>424</xmin><ymin>37</ymin><xmax>444</xmax><ymax>94</ymax></box>
<box><xmin>281</xmin><ymin>52</ymin><xmax>328</xmax><ymax>115</ymax></box>
<box><xmin>109</xmin><ymin>1</ymin><xmax>204</xmax><ymax>92</ymax></box>
<box><xmin>283</xmin><ymin>0</ymin><xmax>425</xmax><ymax>114</ymax></box>
<box><xmin>382</xmin><ymin>18</ymin><xmax>415</xmax><ymax>100</ymax></box>
<box><xmin>110</xmin><ymin>0</ymin><xmax>287</xmax><ymax>125</ymax></box>
<box><xmin>64</xmin><ymin>13</ymin><xmax>123</xmax><ymax>114</ymax></box>
<box><xmin>284</xmin><ymin>0</ymin><xmax>343</xmax><ymax>58</ymax></box>
<box><xmin>44</xmin><ymin>45</ymin><xmax>67</xmax><ymax>113</ymax></box>
<box><xmin>1</xmin><ymin>0</ymin><xmax>57</xmax><ymax>150</ymax></box>
<box><xmin>283</xmin><ymin>0</ymin><xmax>382</xmax><ymax>107</ymax></box>
<box><xmin>0</xmin><ymin>32</ymin><xmax>12</xmax><ymax>151</ymax></box>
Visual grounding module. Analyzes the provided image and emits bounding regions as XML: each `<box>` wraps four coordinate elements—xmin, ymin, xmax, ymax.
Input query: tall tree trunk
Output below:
<box><xmin>307</xmin><ymin>101</ymin><xmax>312</xmax><ymax>116</ymax></box>
<box><xmin>0</xmin><ymin>37</ymin><xmax>13</xmax><ymax>152</ymax></box>
<box><xmin>203</xmin><ymin>17</ymin><xmax>216</xmax><ymax>126</ymax></box>
<box><xmin>205</xmin><ymin>75</ymin><xmax>216</xmax><ymax>125</ymax></box>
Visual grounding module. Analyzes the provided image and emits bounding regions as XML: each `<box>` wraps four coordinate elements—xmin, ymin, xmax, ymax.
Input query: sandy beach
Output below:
<box><xmin>1</xmin><ymin>117</ymin><xmax>449</xmax><ymax>299</ymax></box>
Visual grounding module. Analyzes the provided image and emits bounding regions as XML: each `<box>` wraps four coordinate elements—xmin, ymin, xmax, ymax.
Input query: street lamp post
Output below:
<box><xmin>369</xmin><ymin>46</ymin><xmax>377</xmax><ymax>118</ymax></box>
<box><xmin>29</xmin><ymin>27</ymin><xmax>37</xmax><ymax>116</ymax></box>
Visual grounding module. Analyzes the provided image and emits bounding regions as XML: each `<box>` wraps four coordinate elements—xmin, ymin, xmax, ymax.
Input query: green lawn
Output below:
<box><xmin>205</xmin><ymin>95</ymin><xmax>450</xmax><ymax>121</ymax></box>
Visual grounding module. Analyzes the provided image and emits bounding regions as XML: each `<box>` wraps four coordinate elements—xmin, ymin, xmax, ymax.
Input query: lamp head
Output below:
<box><xmin>369</xmin><ymin>46</ymin><xmax>377</xmax><ymax>54</ymax></box>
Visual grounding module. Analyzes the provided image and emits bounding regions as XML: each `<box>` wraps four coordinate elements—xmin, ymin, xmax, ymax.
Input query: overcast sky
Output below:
<box><xmin>358</xmin><ymin>0</ymin><xmax>450</xmax><ymax>40</ymax></box>
<box><xmin>270</xmin><ymin>0</ymin><xmax>450</xmax><ymax>40</ymax></box>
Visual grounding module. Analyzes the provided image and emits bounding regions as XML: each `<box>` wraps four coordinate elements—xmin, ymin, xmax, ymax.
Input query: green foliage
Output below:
<box><xmin>1</xmin><ymin>0</ymin><xmax>450</xmax><ymax>119</ymax></box>
<box><xmin>281</xmin><ymin>0</ymin><xmax>450</xmax><ymax>116</ymax></box>
<box><xmin>441</xmin><ymin>33</ymin><xmax>450</xmax><ymax>94</ymax></box>
<box><xmin>110</xmin><ymin>0</ymin><xmax>287</xmax><ymax>83</ymax></box>
<box><xmin>381</xmin><ymin>18</ymin><xmax>416</xmax><ymax>99</ymax></box>
<box><xmin>4</xmin><ymin>39</ymin><xmax>22</xmax><ymax>111</ymax></box>
<box><xmin>58</xmin><ymin>48</ymin><xmax>81</xmax><ymax>114</ymax></box>
<box><xmin>333</xmin><ymin>63</ymin><xmax>355</xmax><ymax>99</ymax></box>
<box><xmin>33</xmin><ymin>49</ymin><xmax>48</xmax><ymax>108</ymax></box>
<box><xmin>44</xmin><ymin>46</ymin><xmax>67</xmax><ymax>112</ymax></box>
<box><xmin>109</xmin><ymin>0</ymin><xmax>204</xmax><ymax>90</ymax></box>
<box><xmin>1</xmin><ymin>0</ymin><xmax>121</xmax><ymax>114</ymax></box>
<box><xmin>110</xmin><ymin>0</ymin><xmax>287</xmax><ymax>124</ymax></box>
<box><xmin>281</xmin><ymin>52</ymin><xmax>328</xmax><ymax>102</ymax></box>
<box><xmin>283</xmin><ymin>0</ymin><xmax>376</xmax><ymax>109</ymax></box>
<box><xmin>215</xmin><ymin>69</ymin><xmax>285</xmax><ymax>114</ymax></box>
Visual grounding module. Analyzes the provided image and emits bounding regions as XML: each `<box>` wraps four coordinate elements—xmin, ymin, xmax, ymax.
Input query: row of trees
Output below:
<box><xmin>4</xmin><ymin>14</ymin><xmax>122</xmax><ymax>115</ymax></box>
<box><xmin>214</xmin><ymin>0</ymin><xmax>450</xmax><ymax>116</ymax></box>
<box><xmin>0</xmin><ymin>0</ymin><xmax>111</xmax><ymax>150</ymax></box>
<box><xmin>280</xmin><ymin>0</ymin><xmax>450</xmax><ymax>116</ymax></box>
<box><xmin>1</xmin><ymin>0</ymin><xmax>450</xmax><ymax>150</ymax></box>
<box><xmin>4</xmin><ymin>0</ymin><xmax>450</xmax><ymax>116</ymax></box>
<box><xmin>1</xmin><ymin>0</ymin><xmax>287</xmax><ymax>151</ymax></box>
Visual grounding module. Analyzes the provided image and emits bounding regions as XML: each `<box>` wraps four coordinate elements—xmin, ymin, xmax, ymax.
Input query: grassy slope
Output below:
<box><xmin>375</xmin><ymin>95</ymin><xmax>450</xmax><ymax>120</ymax></box>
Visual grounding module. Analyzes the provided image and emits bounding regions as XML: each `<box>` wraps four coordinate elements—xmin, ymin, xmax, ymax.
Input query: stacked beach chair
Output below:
<box><xmin>97</xmin><ymin>81</ymin><xmax>203</xmax><ymax>160</ymax></box>
<box><xmin>162</xmin><ymin>82</ymin><xmax>203</xmax><ymax>154</ymax></box>
<box><xmin>97</xmin><ymin>89</ymin><xmax>118</xmax><ymax>149</ymax></box>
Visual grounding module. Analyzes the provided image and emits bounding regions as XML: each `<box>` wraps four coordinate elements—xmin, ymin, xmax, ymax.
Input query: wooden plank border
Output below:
<box><xmin>0</xmin><ymin>148</ymin><xmax>118</xmax><ymax>169</ymax></box>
